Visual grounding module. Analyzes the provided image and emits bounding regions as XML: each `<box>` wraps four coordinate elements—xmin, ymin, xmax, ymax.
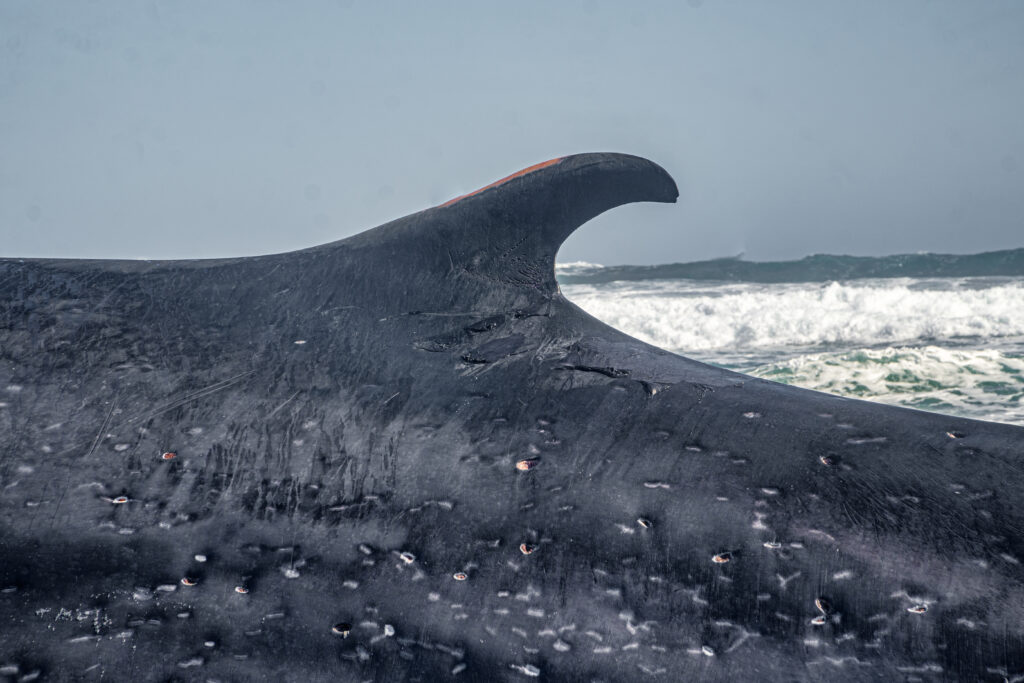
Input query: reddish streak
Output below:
<box><xmin>439</xmin><ymin>157</ymin><xmax>564</xmax><ymax>208</ymax></box>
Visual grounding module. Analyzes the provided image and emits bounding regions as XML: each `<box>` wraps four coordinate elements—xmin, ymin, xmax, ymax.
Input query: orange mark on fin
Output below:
<box><xmin>440</xmin><ymin>157</ymin><xmax>563</xmax><ymax>208</ymax></box>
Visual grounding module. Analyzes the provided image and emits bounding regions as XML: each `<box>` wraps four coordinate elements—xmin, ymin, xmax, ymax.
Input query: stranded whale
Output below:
<box><xmin>1</xmin><ymin>153</ymin><xmax>1022</xmax><ymax>681</ymax></box>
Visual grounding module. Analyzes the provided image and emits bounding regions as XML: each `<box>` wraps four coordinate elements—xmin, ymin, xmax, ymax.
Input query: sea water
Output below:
<box><xmin>558</xmin><ymin>262</ymin><xmax>1024</xmax><ymax>425</ymax></box>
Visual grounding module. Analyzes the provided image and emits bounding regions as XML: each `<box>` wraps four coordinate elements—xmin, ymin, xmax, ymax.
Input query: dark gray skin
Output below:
<box><xmin>1</xmin><ymin>153</ymin><xmax>1022</xmax><ymax>682</ymax></box>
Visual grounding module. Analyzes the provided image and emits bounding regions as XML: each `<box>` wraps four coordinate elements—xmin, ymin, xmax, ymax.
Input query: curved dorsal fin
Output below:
<box><xmin>2</xmin><ymin>154</ymin><xmax>678</xmax><ymax>324</ymax></box>
<box><xmin>423</xmin><ymin>153</ymin><xmax>678</xmax><ymax>293</ymax></box>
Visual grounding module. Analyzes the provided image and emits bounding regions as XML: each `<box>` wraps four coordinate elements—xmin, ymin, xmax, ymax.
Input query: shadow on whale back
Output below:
<box><xmin>1</xmin><ymin>152</ymin><xmax>1023</xmax><ymax>681</ymax></box>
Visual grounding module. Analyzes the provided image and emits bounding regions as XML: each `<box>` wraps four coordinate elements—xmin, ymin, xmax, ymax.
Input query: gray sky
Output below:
<box><xmin>2</xmin><ymin>1</ymin><xmax>1022</xmax><ymax>265</ymax></box>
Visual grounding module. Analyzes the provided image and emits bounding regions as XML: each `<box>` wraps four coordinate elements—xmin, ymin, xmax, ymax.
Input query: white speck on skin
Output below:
<box><xmin>511</xmin><ymin>663</ymin><xmax>540</xmax><ymax>677</ymax></box>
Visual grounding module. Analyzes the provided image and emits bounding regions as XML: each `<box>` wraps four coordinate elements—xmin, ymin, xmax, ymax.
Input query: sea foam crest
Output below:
<box><xmin>562</xmin><ymin>277</ymin><xmax>1024</xmax><ymax>352</ymax></box>
<box><xmin>555</xmin><ymin>261</ymin><xmax>605</xmax><ymax>277</ymax></box>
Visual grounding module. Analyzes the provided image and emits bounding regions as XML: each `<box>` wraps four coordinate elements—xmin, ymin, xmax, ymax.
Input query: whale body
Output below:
<box><xmin>1</xmin><ymin>153</ymin><xmax>1023</xmax><ymax>681</ymax></box>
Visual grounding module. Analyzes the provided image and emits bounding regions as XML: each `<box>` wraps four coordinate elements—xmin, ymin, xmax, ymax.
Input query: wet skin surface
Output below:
<box><xmin>1</xmin><ymin>153</ymin><xmax>1023</xmax><ymax>682</ymax></box>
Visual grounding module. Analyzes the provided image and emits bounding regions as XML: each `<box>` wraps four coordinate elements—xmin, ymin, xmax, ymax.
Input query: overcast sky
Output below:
<box><xmin>2</xmin><ymin>1</ymin><xmax>1022</xmax><ymax>265</ymax></box>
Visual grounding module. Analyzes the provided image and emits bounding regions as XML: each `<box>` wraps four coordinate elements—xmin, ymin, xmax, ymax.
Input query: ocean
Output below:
<box><xmin>557</xmin><ymin>250</ymin><xmax>1024</xmax><ymax>426</ymax></box>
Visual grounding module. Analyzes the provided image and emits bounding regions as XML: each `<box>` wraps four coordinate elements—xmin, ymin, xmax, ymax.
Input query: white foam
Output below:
<box><xmin>562</xmin><ymin>277</ymin><xmax>1024</xmax><ymax>352</ymax></box>
<box><xmin>562</xmin><ymin>276</ymin><xmax>1024</xmax><ymax>424</ymax></box>
<box><xmin>555</xmin><ymin>261</ymin><xmax>604</xmax><ymax>277</ymax></box>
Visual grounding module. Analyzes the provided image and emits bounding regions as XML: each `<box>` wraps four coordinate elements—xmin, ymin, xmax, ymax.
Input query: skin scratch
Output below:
<box><xmin>267</xmin><ymin>391</ymin><xmax>301</xmax><ymax>419</ymax></box>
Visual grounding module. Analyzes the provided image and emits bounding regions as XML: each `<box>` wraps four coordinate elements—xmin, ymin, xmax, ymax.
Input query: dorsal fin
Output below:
<box><xmin>424</xmin><ymin>153</ymin><xmax>678</xmax><ymax>293</ymax></box>
<box><xmin>1</xmin><ymin>154</ymin><xmax>677</xmax><ymax>325</ymax></box>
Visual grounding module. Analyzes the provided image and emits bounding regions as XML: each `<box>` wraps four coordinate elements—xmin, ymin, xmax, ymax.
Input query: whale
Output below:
<box><xmin>1</xmin><ymin>152</ymin><xmax>1023</xmax><ymax>682</ymax></box>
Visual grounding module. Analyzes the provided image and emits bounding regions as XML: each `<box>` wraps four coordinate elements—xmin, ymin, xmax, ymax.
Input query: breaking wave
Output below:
<box><xmin>561</xmin><ymin>277</ymin><xmax>1024</xmax><ymax>352</ymax></box>
<box><xmin>560</xmin><ymin>274</ymin><xmax>1024</xmax><ymax>424</ymax></box>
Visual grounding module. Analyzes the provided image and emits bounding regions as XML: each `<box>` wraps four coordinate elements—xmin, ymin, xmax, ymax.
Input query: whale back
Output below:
<box><xmin>1</xmin><ymin>153</ymin><xmax>1023</xmax><ymax>681</ymax></box>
